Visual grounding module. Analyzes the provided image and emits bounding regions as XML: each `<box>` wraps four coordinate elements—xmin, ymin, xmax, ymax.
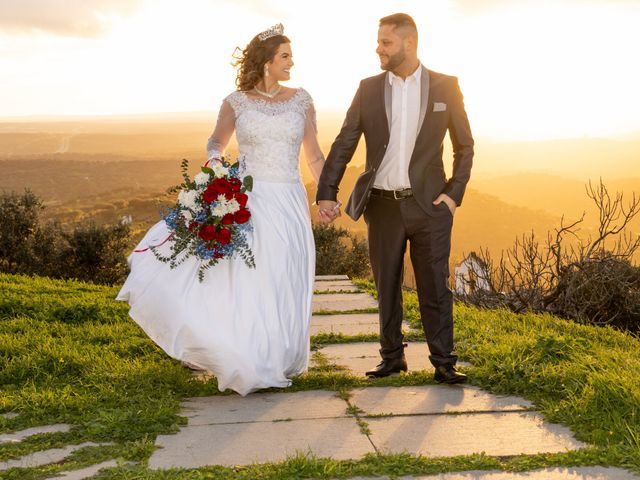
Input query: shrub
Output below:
<box><xmin>0</xmin><ymin>189</ymin><xmax>42</xmax><ymax>274</ymax></box>
<box><xmin>0</xmin><ymin>190</ymin><xmax>130</xmax><ymax>285</ymax></box>
<box><xmin>59</xmin><ymin>221</ymin><xmax>131</xmax><ymax>285</ymax></box>
<box><xmin>313</xmin><ymin>223</ymin><xmax>371</xmax><ymax>278</ymax></box>
<box><xmin>549</xmin><ymin>253</ymin><xmax>640</xmax><ymax>333</ymax></box>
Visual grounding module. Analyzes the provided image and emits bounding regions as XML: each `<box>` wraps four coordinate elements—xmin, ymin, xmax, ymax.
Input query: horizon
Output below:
<box><xmin>2</xmin><ymin>110</ymin><xmax>640</xmax><ymax>144</ymax></box>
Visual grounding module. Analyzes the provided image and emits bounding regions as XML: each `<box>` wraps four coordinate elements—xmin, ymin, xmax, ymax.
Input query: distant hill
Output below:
<box><xmin>3</xmin><ymin>113</ymin><xmax>639</xmax><ymax>179</ymax></box>
<box><xmin>471</xmin><ymin>172</ymin><xmax>640</xmax><ymax>231</ymax></box>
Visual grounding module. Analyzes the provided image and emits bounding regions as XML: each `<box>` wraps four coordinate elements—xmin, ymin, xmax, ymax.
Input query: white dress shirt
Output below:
<box><xmin>373</xmin><ymin>64</ymin><xmax>422</xmax><ymax>190</ymax></box>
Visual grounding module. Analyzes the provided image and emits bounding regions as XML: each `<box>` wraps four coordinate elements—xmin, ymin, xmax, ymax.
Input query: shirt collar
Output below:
<box><xmin>388</xmin><ymin>63</ymin><xmax>422</xmax><ymax>85</ymax></box>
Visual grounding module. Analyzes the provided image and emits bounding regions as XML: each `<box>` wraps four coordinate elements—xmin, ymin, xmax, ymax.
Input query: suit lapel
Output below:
<box><xmin>383</xmin><ymin>72</ymin><xmax>392</xmax><ymax>131</ymax></box>
<box><xmin>416</xmin><ymin>66</ymin><xmax>430</xmax><ymax>134</ymax></box>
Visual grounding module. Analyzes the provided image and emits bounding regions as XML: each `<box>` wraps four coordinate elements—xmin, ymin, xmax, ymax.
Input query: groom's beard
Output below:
<box><xmin>380</xmin><ymin>48</ymin><xmax>406</xmax><ymax>72</ymax></box>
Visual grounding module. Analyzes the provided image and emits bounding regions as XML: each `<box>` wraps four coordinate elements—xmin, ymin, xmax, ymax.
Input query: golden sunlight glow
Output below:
<box><xmin>1</xmin><ymin>0</ymin><xmax>639</xmax><ymax>141</ymax></box>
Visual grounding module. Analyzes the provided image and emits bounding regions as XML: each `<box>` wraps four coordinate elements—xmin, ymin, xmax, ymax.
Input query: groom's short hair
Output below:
<box><xmin>379</xmin><ymin>13</ymin><xmax>418</xmax><ymax>40</ymax></box>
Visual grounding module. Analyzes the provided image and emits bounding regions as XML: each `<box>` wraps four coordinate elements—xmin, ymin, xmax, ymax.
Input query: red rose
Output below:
<box><xmin>216</xmin><ymin>228</ymin><xmax>232</xmax><ymax>244</ymax></box>
<box><xmin>221</xmin><ymin>213</ymin><xmax>234</xmax><ymax>225</ymax></box>
<box><xmin>211</xmin><ymin>178</ymin><xmax>232</xmax><ymax>195</ymax></box>
<box><xmin>234</xmin><ymin>192</ymin><xmax>248</xmax><ymax>208</ymax></box>
<box><xmin>202</xmin><ymin>186</ymin><xmax>218</xmax><ymax>203</ymax></box>
<box><xmin>228</xmin><ymin>178</ymin><xmax>242</xmax><ymax>192</ymax></box>
<box><xmin>198</xmin><ymin>224</ymin><xmax>217</xmax><ymax>241</ymax></box>
<box><xmin>203</xmin><ymin>179</ymin><xmax>232</xmax><ymax>204</ymax></box>
<box><xmin>214</xmin><ymin>252</ymin><xmax>224</xmax><ymax>259</ymax></box>
<box><xmin>234</xmin><ymin>208</ymin><xmax>251</xmax><ymax>224</ymax></box>
<box><xmin>188</xmin><ymin>221</ymin><xmax>199</xmax><ymax>232</ymax></box>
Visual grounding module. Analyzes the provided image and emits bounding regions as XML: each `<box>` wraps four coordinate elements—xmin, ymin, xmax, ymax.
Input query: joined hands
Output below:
<box><xmin>317</xmin><ymin>200</ymin><xmax>341</xmax><ymax>224</ymax></box>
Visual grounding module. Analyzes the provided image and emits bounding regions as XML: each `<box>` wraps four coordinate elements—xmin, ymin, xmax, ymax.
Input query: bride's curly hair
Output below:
<box><xmin>232</xmin><ymin>33</ymin><xmax>291</xmax><ymax>91</ymax></box>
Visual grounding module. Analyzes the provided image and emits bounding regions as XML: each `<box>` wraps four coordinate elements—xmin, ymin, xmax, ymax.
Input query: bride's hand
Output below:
<box><xmin>318</xmin><ymin>200</ymin><xmax>341</xmax><ymax>224</ymax></box>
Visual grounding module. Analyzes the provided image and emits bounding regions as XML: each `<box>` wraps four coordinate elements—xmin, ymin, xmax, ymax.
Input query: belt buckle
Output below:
<box><xmin>393</xmin><ymin>189</ymin><xmax>401</xmax><ymax>200</ymax></box>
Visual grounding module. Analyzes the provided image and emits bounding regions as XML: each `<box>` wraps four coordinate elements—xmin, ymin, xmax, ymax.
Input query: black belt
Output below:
<box><xmin>370</xmin><ymin>187</ymin><xmax>413</xmax><ymax>200</ymax></box>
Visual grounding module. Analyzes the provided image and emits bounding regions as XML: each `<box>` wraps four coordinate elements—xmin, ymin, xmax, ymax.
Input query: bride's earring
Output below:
<box><xmin>264</xmin><ymin>66</ymin><xmax>269</xmax><ymax>78</ymax></box>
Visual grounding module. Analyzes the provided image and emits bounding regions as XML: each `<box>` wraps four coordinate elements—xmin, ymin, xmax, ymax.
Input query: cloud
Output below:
<box><xmin>0</xmin><ymin>0</ymin><xmax>143</xmax><ymax>37</ymax></box>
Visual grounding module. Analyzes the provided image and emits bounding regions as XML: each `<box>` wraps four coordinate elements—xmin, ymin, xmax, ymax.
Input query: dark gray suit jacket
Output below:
<box><xmin>316</xmin><ymin>67</ymin><xmax>474</xmax><ymax>220</ymax></box>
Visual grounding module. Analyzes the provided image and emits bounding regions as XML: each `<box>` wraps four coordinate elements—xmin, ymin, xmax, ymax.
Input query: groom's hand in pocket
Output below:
<box><xmin>432</xmin><ymin>194</ymin><xmax>456</xmax><ymax>215</ymax></box>
<box><xmin>318</xmin><ymin>200</ymin><xmax>341</xmax><ymax>224</ymax></box>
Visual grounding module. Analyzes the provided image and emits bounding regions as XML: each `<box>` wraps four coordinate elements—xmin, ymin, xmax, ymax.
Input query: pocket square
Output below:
<box><xmin>433</xmin><ymin>102</ymin><xmax>447</xmax><ymax>112</ymax></box>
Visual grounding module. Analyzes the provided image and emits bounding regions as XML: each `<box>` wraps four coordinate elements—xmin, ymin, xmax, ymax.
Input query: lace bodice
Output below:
<box><xmin>222</xmin><ymin>89</ymin><xmax>313</xmax><ymax>183</ymax></box>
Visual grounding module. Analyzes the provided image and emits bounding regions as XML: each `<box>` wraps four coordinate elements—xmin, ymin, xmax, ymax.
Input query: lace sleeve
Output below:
<box><xmin>301</xmin><ymin>95</ymin><xmax>325</xmax><ymax>183</ymax></box>
<box><xmin>206</xmin><ymin>99</ymin><xmax>236</xmax><ymax>161</ymax></box>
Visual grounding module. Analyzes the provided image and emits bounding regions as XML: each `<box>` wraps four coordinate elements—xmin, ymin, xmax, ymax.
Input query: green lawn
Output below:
<box><xmin>1</xmin><ymin>273</ymin><xmax>639</xmax><ymax>478</ymax></box>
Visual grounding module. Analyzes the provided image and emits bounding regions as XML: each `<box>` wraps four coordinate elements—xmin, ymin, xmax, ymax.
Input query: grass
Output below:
<box><xmin>313</xmin><ymin>289</ymin><xmax>360</xmax><ymax>295</ymax></box>
<box><xmin>1</xmin><ymin>273</ymin><xmax>640</xmax><ymax>477</ymax></box>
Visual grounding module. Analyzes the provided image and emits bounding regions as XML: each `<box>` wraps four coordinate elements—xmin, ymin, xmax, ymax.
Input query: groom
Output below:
<box><xmin>317</xmin><ymin>13</ymin><xmax>473</xmax><ymax>384</ymax></box>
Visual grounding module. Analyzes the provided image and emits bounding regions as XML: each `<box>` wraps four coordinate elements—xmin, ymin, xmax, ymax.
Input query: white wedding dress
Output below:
<box><xmin>117</xmin><ymin>88</ymin><xmax>323</xmax><ymax>396</ymax></box>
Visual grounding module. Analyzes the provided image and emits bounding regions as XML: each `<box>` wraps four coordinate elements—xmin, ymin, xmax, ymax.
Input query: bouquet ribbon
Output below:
<box><xmin>133</xmin><ymin>232</ymin><xmax>174</xmax><ymax>253</ymax></box>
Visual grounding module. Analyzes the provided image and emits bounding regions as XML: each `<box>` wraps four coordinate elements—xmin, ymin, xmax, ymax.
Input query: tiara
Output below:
<box><xmin>258</xmin><ymin>23</ymin><xmax>284</xmax><ymax>41</ymax></box>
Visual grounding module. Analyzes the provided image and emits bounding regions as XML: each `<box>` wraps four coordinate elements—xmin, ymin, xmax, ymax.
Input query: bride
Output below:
<box><xmin>116</xmin><ymin>23</ymin><xmax>333</xmax><ymax>396</ymax></box>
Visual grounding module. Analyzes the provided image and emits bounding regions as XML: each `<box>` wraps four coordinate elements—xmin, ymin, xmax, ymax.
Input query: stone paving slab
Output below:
<box><xmin>150</xmin><ymin>417</ymin><xmax>374</xmax><ymax>469</ymax></box>
<box><xmin>0</xmin><ymin>412</ymin><xmax>19</xmax><ymax>420</ymax></box>
<box><xmin>316</xmin><ymin>275</ymin><xmax>350</xmax><ymax>281</ymax></box>
<box><xmin>316</xmin><ymin>342</ymin><xmax>471</xmax><ymax>375</ymax></box>
<box><xmin>44</xmin><ymin>460</ymin><xmax>134</xmax><ymax>480</ymax></box>
<box><xmin>313</xmin><ymin>293</ymin><xmax>378</xmax><ymax>313</ymax></box>
<box><xmin>350</xmin><ymin>386</ymin><xmax>532</xmax><ymax>416</ymax></box>
<box><xmin>366</xmin><ymin>411</ymin><xmax>584</xmax><ymax>457</ymax></box>
<box><xmin>387</xmin><ymin>466</ymin><xmax>640</xmax><ymax>479</ymax></box>
<box><xmin>0</xmin><ymin>423</ymin><xmax>71</xmax><ymax>444</ymax></box>
<box><xmin>180</xmin><ymin>390</ymin><xmax>349</xmax><ymax>425</ymax></box>
<box><xmin>0</xmin><ymin>442</ymin><xmax>108</xmax><ymax>471</ymax></box>
<box><xmin>311</xmin><ymin>322</ymin><xmax>380</xmax><ymax>336</ymax></box>
<box><xmin>311</xmin><ymin>313</ymin><xmax>387</xmax><ymax>336</ymax></box>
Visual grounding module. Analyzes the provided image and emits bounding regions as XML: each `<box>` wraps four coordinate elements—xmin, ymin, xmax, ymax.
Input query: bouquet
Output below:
<box><xmin>150</xmin><ymin>158</ymin><xmax>255</xmax><ymax>281</ymax></box>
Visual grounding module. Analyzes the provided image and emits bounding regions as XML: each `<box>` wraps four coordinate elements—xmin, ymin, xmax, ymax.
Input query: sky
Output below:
<box><xmin>1</xmin><ymin>0</ymin><xmax>640</xmax><ymax>141</ymax></box>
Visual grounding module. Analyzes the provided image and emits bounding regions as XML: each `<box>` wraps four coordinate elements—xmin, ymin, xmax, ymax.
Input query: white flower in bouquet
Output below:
<box><xmin>212</xmin><ymin>163</ymin><xmax>229</xmax><ymax>177</ymax></box>
<box><xmin>178</xmin><ymin>190</ymin><xmax>198</xmax><ymax>211</ymax></box>
<box><xmin>194</xmin><ymin>172</ymin><xmax>210</xmax><ymax>186</ymax></box>
<box><xmin>211</xmin><ymin>196</ymin><xmax>241</xmax><ymax>216</ymax></box>
<box><xmin>183</xmin><ymin>210</ymin><xmax>194</xmax><ymax>221</ymax></box>
<box><xmin>226</xmin><ymin>198</ymin><xmax>241</xmax><ymax>214</ymax></box>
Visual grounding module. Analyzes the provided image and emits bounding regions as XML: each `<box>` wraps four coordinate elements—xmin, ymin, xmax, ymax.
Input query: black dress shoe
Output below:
<box><xmin>434</xmin><ymin>365</ymin><xmax>467</xmax><ymax>384</ymax></box>
<box><xmin>366</xmin><ymin>357</ymin><xmax>408</xmax><ymax>378</ymax></box>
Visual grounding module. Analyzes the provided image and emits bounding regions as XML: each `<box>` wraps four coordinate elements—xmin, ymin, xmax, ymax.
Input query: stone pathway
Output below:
<box><xmin>155</xmin><ymin>276</ymin><xmax>638</xmax><ymax>479</ymax></box>
<box><xmin>1</xmin><ymin>276</ymin><xmax>637</xmax><ymax>479</ymax></box>
<box><xmin>150</xmin><ymin>386</ymin><xmax>581</xmax><ymax>468</ymax></box>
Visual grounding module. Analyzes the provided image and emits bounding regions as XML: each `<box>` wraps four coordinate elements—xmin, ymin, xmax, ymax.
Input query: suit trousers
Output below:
<box><xmin>363</xmin><ymin>194</ymin><xmax>457</xmax><ymax>367</ymax></box>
